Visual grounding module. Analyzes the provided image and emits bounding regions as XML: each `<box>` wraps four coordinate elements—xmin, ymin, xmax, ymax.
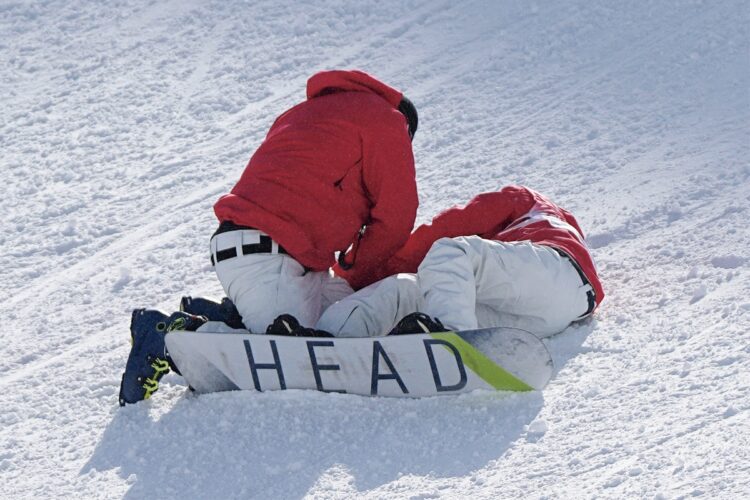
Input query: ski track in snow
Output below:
<box><xmin>1</xmin><ymin>0</ymin><xmax>748</xmax><ymax>498</ymax></box>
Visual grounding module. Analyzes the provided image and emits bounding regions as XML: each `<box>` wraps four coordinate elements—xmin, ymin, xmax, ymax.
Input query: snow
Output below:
<box><xmin>1</xmin><ymin>0</ymin><xmax>748</xmax><ymax>498</ymax></box>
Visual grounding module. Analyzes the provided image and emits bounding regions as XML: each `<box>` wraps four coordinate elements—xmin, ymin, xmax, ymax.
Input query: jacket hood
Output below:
<box><xmin>307</xmin><ymin>70</ymin><xmax>403</xmax><ymax>108</ymax></box>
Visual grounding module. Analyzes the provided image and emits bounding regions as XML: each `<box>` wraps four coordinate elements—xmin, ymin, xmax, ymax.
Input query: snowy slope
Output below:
<box><xmin>1</xmin><ymin>0</ymin><xmax>748</xmax><ymax>498</ymax></box>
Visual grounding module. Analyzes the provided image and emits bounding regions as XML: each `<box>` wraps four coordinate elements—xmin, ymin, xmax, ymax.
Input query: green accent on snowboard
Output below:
<box><xmin>430</xmin><ymin>332</ymin><xmax>533</xmax><ymax>391</ymax></box>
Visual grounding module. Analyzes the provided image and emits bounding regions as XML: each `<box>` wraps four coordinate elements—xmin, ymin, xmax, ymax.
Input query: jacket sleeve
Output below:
<box><xmin>560</xmin><ymin>207</ymin><xmax>586</xmax><ymax>240</ymax></box>
<box><xmin>334</xmin><ymin>114</ymin><xmax>418</xmax><ymax>290</ymax></box>
<box><xmin>381</xmin><ymin>187</ymin><xmax>529</xmax><ymax>276</ymax></box>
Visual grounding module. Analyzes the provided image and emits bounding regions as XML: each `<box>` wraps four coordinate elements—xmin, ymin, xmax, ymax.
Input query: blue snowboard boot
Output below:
<box><xmin>118</xmin><ymin>309</ymin><xmax>207</xmax><ymax>406</ymax></box>
<box><xmin>180</xmin><ymin>296</ymin><xmax>245</xmax><ymax>330</ymax></box>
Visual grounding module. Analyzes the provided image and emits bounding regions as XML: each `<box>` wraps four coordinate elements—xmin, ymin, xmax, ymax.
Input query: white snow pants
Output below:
<box><xmin>211</xmin><ymin>229</ymin><xmax>353</xmax><ymax>333</ymax></box>
<box><xmin>316</xmin><ymin>273</ymin><xmax>421</xmax><ymax>337</ymax></box>
<box><xmin>318</xmin><ymin>236</ymin><xmax>592</xmax><ymax>338</ymax></box>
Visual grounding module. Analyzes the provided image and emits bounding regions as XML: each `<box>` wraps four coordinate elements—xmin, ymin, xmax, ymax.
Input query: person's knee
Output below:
<box><xmin>421</xmin><ymin>237</ymin><xmax>469</xmax><ymax>266</ymax></box>
<box><xmin>430</xmin><ymin>236</ymin><xmax>472</xmax><ymax>252</ymax></box>
<box><xmin>317</xmin><ymin>304</ymin><xmax>365</xmax><ymax>337</ymax></box>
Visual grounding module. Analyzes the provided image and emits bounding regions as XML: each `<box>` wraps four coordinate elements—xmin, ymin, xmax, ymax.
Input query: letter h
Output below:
<box><xmin>244</xmin><ymin>339</ymin><xmax>286</xmax><ymax>390</ymax></box>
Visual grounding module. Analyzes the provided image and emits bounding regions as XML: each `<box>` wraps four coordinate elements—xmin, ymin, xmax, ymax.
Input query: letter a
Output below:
<box><xmin>370</xmin><ymin>341</ymin><xmax>408</xmax><ymax>395</ymax></box>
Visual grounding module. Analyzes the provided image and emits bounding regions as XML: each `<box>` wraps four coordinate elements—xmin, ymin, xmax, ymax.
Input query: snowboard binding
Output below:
<box><xmin>180</xmin><ymin>296</ymin><xmax>245</xmax><ymax>330</ymax></box>
<box><xmin>119</xmin><ymin>309</ymin><xmax>207</xmax><ymax>406</ymax></box>
<box><xmin>266</xmin><ymin>314</ymin><xmax>333</xmax><ymax>337</ymax></box>
<box><xmin>389</xmin><ymin>312</ymin><xmax>446</xmax><ymax>335</ymax></box>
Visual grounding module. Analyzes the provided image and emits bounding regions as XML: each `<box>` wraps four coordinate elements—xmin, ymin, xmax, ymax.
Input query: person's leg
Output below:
<box><xmin>472</xmin><ymin>241</ymin><xmax>590</xmax><ymax>337</ymax></box>
<box><xmin>419</xmin><ymin>236</ymin><xmax>590</xmax><ymax>336</ymax></box>
<box><xmin>211</xmin><ymin>229</ymin><xmax>324</xmax><ymax>333</ymax></box>
<box><xmin>416</xmin><ymin>236</ymin><xmax>483</xmax><ymax>331</ymax></box>
<box><xmin>274</xmin><ymin>256</ymin><xmax>326</xmax><ymax>328</ymax></box>
<box><xmin>316</xmin><ymin>274</ymin><xmax>421</xmax><ymax>337</ymax></box>
<box><xmin>319</xmin><ymin>270</ymin><xmax>355</xmax><ymax>312</ymax></box>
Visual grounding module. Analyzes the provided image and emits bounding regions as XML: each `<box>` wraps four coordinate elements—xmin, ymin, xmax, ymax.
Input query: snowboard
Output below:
<box><xmin>165</xmin><ymin>324</ymin><xmax>553</xmax><ymax>398</ymax></box>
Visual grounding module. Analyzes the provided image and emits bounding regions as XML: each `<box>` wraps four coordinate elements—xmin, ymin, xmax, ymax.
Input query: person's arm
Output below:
<box><xmin>334</xmin><ymin>114</ymin><xmax>418</xmax><ymax>290</ymax></box>
<box><xmin>382</xmin><ymin>186</ymin><xmax>533</xmax><ymax>276</ymax></box>
<box><xmin>560</xmin><ymin>207</ymin><xmax>586</xmax><ymax>240</ymax></box>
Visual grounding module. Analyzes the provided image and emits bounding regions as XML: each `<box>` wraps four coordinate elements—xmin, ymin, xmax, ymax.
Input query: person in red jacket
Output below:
<box><xmin>210</xmin><ymin>69</ymin><xmax>419</xmax><ymax>334</ymax></box>
<box><xmin>118</xmin><ymin>70</ymin><xmax>418</xmax><ymax>405</ymax></box>
<box><xmin>316</xmin><ymin>185</ymin><xmax>604</xmax><ymax>338</ymax></box>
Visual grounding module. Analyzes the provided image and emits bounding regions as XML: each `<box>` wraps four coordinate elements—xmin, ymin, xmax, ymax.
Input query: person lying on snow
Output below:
<box><xmin>118</xmin><ymin>69</ymin><xmax>420</xmax><ymax>406</ymax></box>
<box><xmin>315</xmin><ymin>184</ymin><xmax>605</xmax><ymax>338</ymax></box>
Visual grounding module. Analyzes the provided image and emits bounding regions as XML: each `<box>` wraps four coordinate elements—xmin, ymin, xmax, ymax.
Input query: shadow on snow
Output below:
<box><xmin>82</xmin><ymin>324</ymin><xmax>593</xmax><ymax>498</ymax></box>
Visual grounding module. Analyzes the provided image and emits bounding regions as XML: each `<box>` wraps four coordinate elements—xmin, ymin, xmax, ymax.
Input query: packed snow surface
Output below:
<box><xmin>1</xmin><ymin>0</ymin><xmax>748</xmax><ymax>498</ymax></box>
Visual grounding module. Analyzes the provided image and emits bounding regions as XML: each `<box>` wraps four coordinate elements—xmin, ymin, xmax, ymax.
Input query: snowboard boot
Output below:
<box><xmin>119</xmin><ymin>309</ymin><xmax>207</xmax><ymax>406</ymax></box>
<box><xmin>389</xmin><ymin>312</ymin><xmax>447</xmax><ymax>335</ymax></box>
<box><xmin>180</xmin><ymin>296</ymin><xmax>245</xmax><ymax>330</ymax></box>
<box><xmin>266</xmin><ymin>314</ymin><xmax>333</xmax><ymax>338</ymax></box>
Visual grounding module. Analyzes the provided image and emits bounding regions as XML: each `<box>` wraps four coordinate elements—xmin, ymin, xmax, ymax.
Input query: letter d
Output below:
<box><xmin>423</xmin><ymin>339</ymin><xmax>467</xmax><ymax>392</ymax></box>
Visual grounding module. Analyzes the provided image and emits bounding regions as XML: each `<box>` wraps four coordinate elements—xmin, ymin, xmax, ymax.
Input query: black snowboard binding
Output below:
<box><xmin>180</xmin><ymin>296</ymin><xmax>245</xmax><ymax>330</ymax></box>
<box><xmin>389</xmin><ymin>312</ymin><xmax>446</xmax><ymax>335</ymax></box>
<box><xmin>266</xmin><ymin>314</ymin><xmax>333</xmax><ymax>337</ymax></box>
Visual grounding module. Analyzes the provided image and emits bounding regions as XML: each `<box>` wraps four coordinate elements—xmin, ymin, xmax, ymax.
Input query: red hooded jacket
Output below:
<box><xmin>214</xmin><ymin>70</ymin><xmax>418</xmax><ymax>288</ymax></box>
<box><xmin>370</xmin><ymin>185</ymin><xmax>604</xmax><ymax>310</ymax></box>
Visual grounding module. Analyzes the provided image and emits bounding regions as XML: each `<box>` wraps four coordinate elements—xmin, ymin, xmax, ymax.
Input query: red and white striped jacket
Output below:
<box><xmin>364</xmin><ymin>185</ymin><xmax>604</xmax><ymax>309</ymax></box>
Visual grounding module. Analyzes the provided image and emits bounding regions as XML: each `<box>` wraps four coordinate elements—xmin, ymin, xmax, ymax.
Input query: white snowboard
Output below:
<box><xmin>165</xmin><ymin>324</ymin><xmax>553</xmax><ymax>398</ymax></box>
